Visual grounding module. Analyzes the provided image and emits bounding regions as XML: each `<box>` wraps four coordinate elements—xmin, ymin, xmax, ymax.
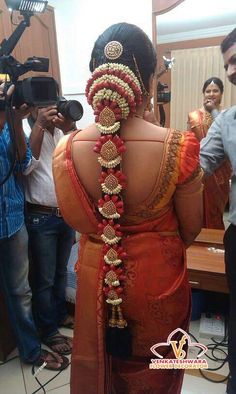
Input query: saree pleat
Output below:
<box><xmin>71</xmin><ymin>233</ymin><xmax>111</xmax><ymax>394</ymax></box>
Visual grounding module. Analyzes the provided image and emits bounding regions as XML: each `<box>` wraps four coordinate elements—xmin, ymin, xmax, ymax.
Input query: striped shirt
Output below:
<box><xmin>0</xmin><ymin>123</ymin><xmax>32</xmax><ymax>239</ymax></box>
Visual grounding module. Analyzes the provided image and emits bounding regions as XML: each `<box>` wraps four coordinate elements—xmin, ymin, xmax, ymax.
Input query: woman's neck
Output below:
<box><xmin>134</xmin><ymin>113</ymin><xmax>143</xmax><ymax>119</ymax></box>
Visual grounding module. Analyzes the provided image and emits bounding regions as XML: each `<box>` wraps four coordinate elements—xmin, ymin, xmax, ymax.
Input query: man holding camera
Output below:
<box><xmin>24</xmin><ymin>104</ymin><xmax>76</xmax><ymax>355</ymax></box>
<box><xmin>0</xmin><ymin>81</ymin><xmax>69</xmax><ymax>370</ymax></box>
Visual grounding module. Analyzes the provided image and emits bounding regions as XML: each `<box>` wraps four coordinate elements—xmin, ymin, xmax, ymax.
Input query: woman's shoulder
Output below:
<box><xmin>72</xmin><ymin>124</ymin><xmax>99</xmax><ymax>142</ymax></box>
<box><xmin>177</xmin><ymin>131</ymin><xmax>201</xmax><ymax>184</ymax></box>
<box><xmin>152</xmin><ymin>128</ymin><xmax>200</xmax><ymax>186</ymax></box>
<box><xmin>165</xmin><ymin>127</ymin><xmax>190</xmax><ymax>148</ymax></box>
<box><xmin>160</xmin><ymin>128</ymin><xmax>200</xmax><ymax>184</ymax></box>
<box><xmin>141</xmin><ymin>122</ymin><xmax>169</xmax><ymax>142</ymax></box>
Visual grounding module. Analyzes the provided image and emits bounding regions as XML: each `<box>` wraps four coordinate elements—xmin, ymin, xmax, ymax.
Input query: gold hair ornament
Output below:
<box><xmin>104</xmin><ymin>41</ymin><xmax>123</xmax><ymax>60</ymax></box>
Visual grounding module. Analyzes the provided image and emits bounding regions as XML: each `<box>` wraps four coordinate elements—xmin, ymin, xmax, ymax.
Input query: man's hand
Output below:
<box><xmin>30</xmin><ymin>106</ymin><xmax>58</xmax><ymax>159</ymax></box>
<box><xmin>35</xmin><ymin>106</ymin><xmax>58</xmax><ymax>129</ymax></box>
<box><xmin>0</xmin><ymin>82</ymin><xmax>29</xmax><ymax>161</ymax></box>
<box><xmin>52</xmin><ymin>112</ymin><xmax>76</xmax><ymax>133</ymax></box>
<box><xmin>1</xmin><ymin>82</ymin><xmax>30</xmax><ymax>119</ymax></box>
<box><xmin>0</xmin><ymin>81</ymin><xmax>14</xmax><ymax>100</ymax></box>
<box><xmin>13</xmin><ymin>103</ymin><xmax>31</xmax><ymax>120</ymax></box>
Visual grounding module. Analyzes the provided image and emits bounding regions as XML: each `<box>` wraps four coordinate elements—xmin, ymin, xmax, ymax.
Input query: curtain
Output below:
<box><xmin>170</xmin><ymin>46</ymin><xmax>236</xmax><ymax>130</ymax></box>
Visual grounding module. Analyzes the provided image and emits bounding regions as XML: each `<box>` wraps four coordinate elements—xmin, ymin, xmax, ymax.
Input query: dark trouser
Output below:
<box><xmin>0</xmin><ymin>225</ymin><xmax>41</xmax><ymax>362</ymax></box>
<box><xmin>26</xmin><ymin>212</ymin><xmax>75</xmax><ymax>340</ymax></box>
<box><xmin>224</xmin><ymin>224</ymin><xmax>236</xmax><ymax>394</ymax></box>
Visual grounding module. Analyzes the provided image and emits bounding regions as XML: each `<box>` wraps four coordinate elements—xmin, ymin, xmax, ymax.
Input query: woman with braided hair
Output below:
<box><xmin>53</xmin><ymin>22</ymin><xmax>203</xmax><ymax>394</ymax></box>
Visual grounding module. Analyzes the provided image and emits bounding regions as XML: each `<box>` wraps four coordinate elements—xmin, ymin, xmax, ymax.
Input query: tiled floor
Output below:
<box><xmin>0</xmin><ymin>327</ymin><xmax>72</xmax><ymax>394</ymax></box>
<box><xmin>0</xmin><ymin>322</ymin><xmax>228</xmax><ymax>394</ymax></box>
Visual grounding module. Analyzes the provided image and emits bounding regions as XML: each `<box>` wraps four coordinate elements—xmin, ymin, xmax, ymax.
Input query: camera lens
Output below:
<box><xmin>67</xmin><ymin>100</ymin><xmax>83</xmax><ymax>121</ymax></box>
<box><xmin>57</xmin><ymin>99</ymin><xmax>83</xmax><ymax>121</ymax></box>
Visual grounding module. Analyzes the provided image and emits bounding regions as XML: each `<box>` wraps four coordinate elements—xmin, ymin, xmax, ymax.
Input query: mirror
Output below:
<box><xmin>153</xmin><ymin>0</ymin><xmax>236</xmax><ymax>130</ymax></box>
<box><xmin>152</xmin><ymin>4</ymin><xmax>231</xmax><ymax>357</ymax></box>
<box><xmin>153</xmin><ymin>0</ymin><xmax>235</xmax><ymax>232</ymax></box>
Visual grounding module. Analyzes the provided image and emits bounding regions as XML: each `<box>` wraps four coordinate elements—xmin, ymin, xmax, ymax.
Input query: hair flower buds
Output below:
<box><xmin>85</xmin><ymin>61</ymin><xmax>142</xmax><ymax>331</ymax></box>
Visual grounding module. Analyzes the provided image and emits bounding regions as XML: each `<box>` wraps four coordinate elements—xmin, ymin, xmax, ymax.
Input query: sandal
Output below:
<box><xmin>59</xmin><ymin>315</ymin><xmax>74</xmax><ymax>329</ymax></box>
<box><xmin>34</xmin><ymin>349</ymin><xmax>69</xmax><ymax>371</ymax></box>
<box><xmin>43</xmin><ymin>333</ymin><xmax>72</xmax><ymax>355</ymax></box>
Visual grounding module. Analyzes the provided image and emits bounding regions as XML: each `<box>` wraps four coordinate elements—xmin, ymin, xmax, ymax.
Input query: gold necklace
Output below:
<box><xmin>203</xmin><ymin>111</ymin><xmax>213</xmax><ymax>128</ymax></box>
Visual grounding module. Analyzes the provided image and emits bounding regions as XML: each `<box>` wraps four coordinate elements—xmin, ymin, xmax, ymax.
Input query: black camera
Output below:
<box><xmin>0</xmin><ymin>6</ymin><xmax>84</xmax><ymax>122</ymax></box>
<box><xmin>11</xmin><ymin>76</ymin><xmax>83</xmax><ymax>121</ymax></box>
<box><xmin>57</xmin><ymin>97</ymin><xmax>83</xmax><ymax>123</ymax></box>
<box><xmin>157</xmin><ymin>82</ymin><xmax>171</xmax><ymax>104</ymax></box>
<box><xmin>0</xmin><ymin>4</ymin><xmax>85</xmax><ymax>122</ymax></box>
<box><xmin>0</xmin><ymin>55</ymin><xmax>83</xmax><ymax>121</ymax></box>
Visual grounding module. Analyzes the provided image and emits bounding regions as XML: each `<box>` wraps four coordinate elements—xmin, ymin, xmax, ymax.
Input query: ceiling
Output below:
<box><xmin>157</xmin><ymin>0</ymin><xmax>236</xmax><ymax>42</ymax></box>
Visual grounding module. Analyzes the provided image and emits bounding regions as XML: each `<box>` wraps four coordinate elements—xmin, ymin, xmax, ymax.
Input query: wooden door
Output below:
<box><xmin>0</xmin><ymin>0</ymin><xmax>12</xmax><ymax>40</ymax></box>
<box><xmin>0</xmin><ymin>0</ymin><xmax>61</xmax><ymax>86</ymax></box>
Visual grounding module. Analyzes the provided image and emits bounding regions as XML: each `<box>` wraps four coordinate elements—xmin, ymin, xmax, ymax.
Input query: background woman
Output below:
<box><xmin>188</xmin><ymin>77</ymin><xmax>231</xmax><ymax>229</ymax></box>
<box><xmin>53</xmin><ymin>23</ymin><xmax>203</xmax><ymax>394</ymax></box>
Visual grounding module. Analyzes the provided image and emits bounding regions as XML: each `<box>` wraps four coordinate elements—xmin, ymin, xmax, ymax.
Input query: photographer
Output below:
<box><xmin>24</xmin><ymin>104</ymin><xmax>76</xmax><ymax>355</ymax></box>
<box><xmin>0</xmin><ymin>82</ymin><xmax>29</xmax><ymax>160</ymax></box>
<box><xmin>0</xmin><ymin>81</ymin><xmax>69</xmax><ymax>370</ymax></box>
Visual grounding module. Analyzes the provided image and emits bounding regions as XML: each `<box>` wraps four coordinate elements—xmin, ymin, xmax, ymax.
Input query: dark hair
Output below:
<box><xmin>221</xmin><ymin>28</ymin><xmax>236</xmax><ymax>53</ymax></box>
<box><xmin>89</xmin><ymin>22</ymin><xmax>157</xmax><ymax>94</ymax></box>
<box><xmin>202</xmin><ymin>77</ymin><xmax>224</xmax><ymax>94</ymax></box>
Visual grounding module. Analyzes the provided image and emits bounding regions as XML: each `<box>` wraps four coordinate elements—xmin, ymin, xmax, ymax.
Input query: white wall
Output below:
<box><xmin>49</xmin><ymin>0</ymin><xmax>152</xmax><ymax>128</ymax></box>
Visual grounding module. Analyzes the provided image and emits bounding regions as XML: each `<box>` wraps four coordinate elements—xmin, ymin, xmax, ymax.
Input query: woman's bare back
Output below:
<box><xmin>72</xmin><ymin>117</ymin><xmax>168</xmax><ymax>207</ymax></box>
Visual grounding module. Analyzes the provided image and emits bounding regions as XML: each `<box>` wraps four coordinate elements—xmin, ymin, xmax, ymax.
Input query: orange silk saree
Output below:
<box><xmin>53</xmin><ymin>129</ymin><xmax>201</xmax><ymax>394</ymax></box>
<box><xmin>188</xmin><ymin>109</ymin><xmax>231</xmax><ymax>229</ymax></box>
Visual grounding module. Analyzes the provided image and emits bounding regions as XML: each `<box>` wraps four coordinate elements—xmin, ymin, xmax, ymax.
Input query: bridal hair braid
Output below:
<box><xmin>85</xmin><ymin>23</ymin><xmax>156</xmax><ymax>358</ymax></box>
